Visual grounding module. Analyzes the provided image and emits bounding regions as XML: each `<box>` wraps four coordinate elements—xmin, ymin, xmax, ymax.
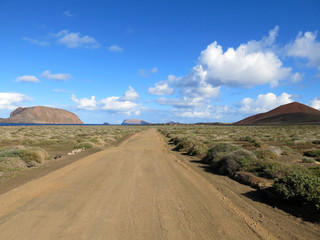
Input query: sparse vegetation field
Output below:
<box><xmin>158</xmin><ymin>124</ymin><xmax>320</xmax><ymax>213</ymax></box>
<box><xmin>0</xmin><ymin>125</ymin><xmax>145</xmax><ymax>177</ymax></box>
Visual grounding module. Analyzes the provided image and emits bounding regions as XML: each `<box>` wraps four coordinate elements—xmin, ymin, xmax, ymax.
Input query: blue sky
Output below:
<box><xmin>1</xmin><ymin>0</ymin><xmax>320</xmax><ymax>124</ymax></box>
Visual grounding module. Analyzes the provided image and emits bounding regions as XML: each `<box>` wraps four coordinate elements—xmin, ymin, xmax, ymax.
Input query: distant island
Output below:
<box><xmin>121</xmin><ymin>119</ymin><xmax>150</xmax><ymax>125</ymax></box>
<box><xmin>167</xmin><ymin>121</ymin><xmax>181</xmax><ymax>125</ymax></box>
<box><xmin>0</xmin><ymin>106</ymin><xmax>83</xmax><ymax>124</ymax></box>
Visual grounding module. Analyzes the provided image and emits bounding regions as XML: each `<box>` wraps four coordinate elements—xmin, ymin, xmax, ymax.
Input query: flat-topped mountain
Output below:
<box><xmin>0</xmin><ymin>106</ymin><xmax>83</xmax><ymax>124</ymax></box>
<box><xmin>236</xmin><ymin>102</ymin><xmax>320</xmax><ymax>125</ymax></box>
<box><xmin>121</xmin><ymin>119</ymin><xmax>150</xmax><ymax>125</ymax></box>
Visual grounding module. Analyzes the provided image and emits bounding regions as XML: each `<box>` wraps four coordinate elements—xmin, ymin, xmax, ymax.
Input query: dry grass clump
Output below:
<box><xmin>254</xmin><ymin>149</ymin><xmax>278</xmax><ymax>161</ymax></box>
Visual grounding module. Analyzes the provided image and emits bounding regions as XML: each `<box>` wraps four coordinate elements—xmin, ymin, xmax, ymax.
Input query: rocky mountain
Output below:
<box><xmin>236</xmin><ymin>102</ymin><xmax>320</xmax><ymax>125</ymax></box>
<box><xmin>0</xmin><ymin>106</ymin><xmax>83</xmax><ymax>124</ymax></box>
<box><xmin>121</xmin><ymin>119</ymin><xmax>150</xmax><ymax>125</ymax></box>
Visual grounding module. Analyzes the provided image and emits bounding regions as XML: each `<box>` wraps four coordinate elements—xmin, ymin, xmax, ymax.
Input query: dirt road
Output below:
<box><xmin>0</xmin><ymin>129</ymin><xmax>319</xmax><ymax>239</ymax></box>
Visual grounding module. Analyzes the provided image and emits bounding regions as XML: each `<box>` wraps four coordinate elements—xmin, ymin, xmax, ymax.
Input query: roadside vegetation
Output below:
<box><xmin>158</xmin><ymin>125</ymin><xmax>320</xmax><ymax>215</ymax></box>
<box><xmin>0</xmin><ymin>125</ymin><xmax>145</xmax><ymax>177</ymax></box>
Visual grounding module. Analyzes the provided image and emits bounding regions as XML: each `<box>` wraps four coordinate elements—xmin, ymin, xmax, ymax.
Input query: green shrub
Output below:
<box><xmin>220</xmin><ymin>149</ymin><xmax>259</xmax><ymax>176</ymax></box>
<box><xmin>89</xmin><ymin>138</ymin><xmax>99</xmax><ymax>143</ymax></box>
<box><xmin>173</xmin><ymin>138</ymin><xmax>192</xmax><ymax>152</ymax></box>
<box><xmin>312</xmin><ymin>140</ymin><xmax>320</xmax><ymax>144</ymax></box>
<box><xmin>187</xmin><ymin>143</ymin><xmax>208</xmax><ymax>157</ymax></box>
<box><xmin>0</xmin><ymin>150</ymin><xmax>16</xmax><ymax>158</ymax></box>
<box><xmin>273</xmin><ymin>172</ymin><xmax>320</xmax><ymax>210</ymax></box>
<box><xmin>169</xmin><ymin>137</ymin><xmax>182</xmax><ymax>145</ymax></box>
<box><xmin>302</xmin><ymin>157</ymin><xmax>316</xmax><ymax>163</ymax></box>
<box><xmin>309</xmin><ymin>166</ymin><xmax>320</xmax><ymax>177</ymax></box>
<box><xmin>303</xmin><ymin>149</ymin><xmax>320</xmax><ymax>158</ymax></box>
<box><xmin>74</xmin><ymin>142</ymin><xmax>93</xmax><ymax>149</ymax></box>
<box><xmin>256</xmin><ymin>162</ymin><xmax>295</xmax><ymax>179</ymax></box>
<box><xmin>203</xmin><ymin>143</ymin><xmax>240</xmax><ymax>165</ymax></box>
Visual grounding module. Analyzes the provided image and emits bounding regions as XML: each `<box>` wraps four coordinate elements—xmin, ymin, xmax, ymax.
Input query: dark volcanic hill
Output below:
<box><xmin>121</xmin><ymin>119</ymin><xmax>150</xmax><ymax>125</ymax></box>
<box><xmin>0</xmin><ymin>106</ymin><xmax>83</xmax><ymax>124</ymax></box>
<box><xmin>236</xmin><ymin>102</ymin><xmax>320</xmax><ymax>125</ymax></box>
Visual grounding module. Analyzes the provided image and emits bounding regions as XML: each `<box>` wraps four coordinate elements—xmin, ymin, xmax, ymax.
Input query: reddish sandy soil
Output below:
<box><xmin>0</xmin><ymin>129</ymin><xmax>319</xmax><ymax>239</ymax></box>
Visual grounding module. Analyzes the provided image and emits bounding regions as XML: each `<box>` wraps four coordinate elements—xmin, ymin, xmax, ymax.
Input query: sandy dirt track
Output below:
<box><xmin>0</xmin><ymin>129</ymin><xmax>319</xmax><ymax>239</ymax></box>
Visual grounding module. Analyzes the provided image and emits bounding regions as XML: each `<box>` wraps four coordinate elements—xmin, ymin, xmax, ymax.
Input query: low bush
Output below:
<box><xmin>173</xmin><ymin>138</ymin><xmax>193</xmax><ymax>152</ymax></box>
<box><xmin>219</xmin><ymin>149</ymin><xmax>259</xmax><ymax>176</ymax></box>
<box><xmin>255</xmin><ymin>162</ymin><xmax>296</xmax><ymax>179</ymax></box>
<box><xmin>203</xmin><ymin>143</ymin><xmax>240</xmax><ymax>165</ymax></box>
<box><xmin>187</xmin><ymin>143</ymin><xmax>208</xmax><ymax>157</ymax></box>
<box><xmin>312</xmin><ymin>140</ymin><xmax>320</xmax><ymax>144</ymax></box>
<box><xmin>169</xmin><ymin>137</ymin><xmax>183</xmax><ymax>145</ymax></box>
<box><xmin>303</xmin><ymin>149</ymin><xmax>320</xmax><ymax>158</ymax></box>
<box><xmin>18</xmin><ymin>149</ymin><xmax>41</xmax><ymax>164</ymax></box>
<box><xmin>302</xmin><ymin>157</ymin><xmax>316</xmax><ymax>163</ymax></box>
<box><xmin>309</xmin><ymin>166</ymin><xmax>320</xmax><ymax>177</ymax></box>
<box><xmin>273</xmin><ymin>172</ymin><xmax>320</xmax><ymax>210</ymax></box>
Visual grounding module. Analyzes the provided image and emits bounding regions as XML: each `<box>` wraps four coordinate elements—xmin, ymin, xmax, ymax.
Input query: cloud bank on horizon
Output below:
<box><xmin>1</xmin><ymin>1</ymin><xmax>320</xmax><ymax>123</ymax></box>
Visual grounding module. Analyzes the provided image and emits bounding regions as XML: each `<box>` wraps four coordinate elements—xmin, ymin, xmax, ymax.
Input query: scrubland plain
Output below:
<box><xmin>158</xmin><ymin>124</ymin><xmax>320</xmax><ymax>219</ymax></box>
<box><xmin>0</xmin><ymin>125</ymin><xmax>145</xmax><ymax>178</ymax></box>
<box><xmin>1</xmin><ymin>124</ymin><xmax>320</xmax><ymax>223</ymax></box>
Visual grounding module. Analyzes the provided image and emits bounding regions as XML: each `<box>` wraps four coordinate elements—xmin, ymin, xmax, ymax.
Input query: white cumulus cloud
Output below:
<box><xmin>71</xmin><ymin>87</ymin><xmax>141</xmax><ymax>115</ymax></box>
<box><xmin>108</xmin><ymin>45</ymin><xmax>123</xmax><ymax>52</ymax></box>
<box><xmin>287</xmin><ymin>31</ymin><xmax>320</xmax><ymax>72</ymax></box>
<box><xmin>0</xmin><ymin>92</ymin><xmax>31</xmax><ymax>110</ymax></box>
<box><xmin>196</xmin><ymin>27</ymin><xmax>290</xmax><ymax>88</ymax></box>
<box><xmin>55</xmin><ymin>30</ymin><xmax>100</xmax><ymax>49</ymax></box>
<box><xmin>41</xmin><ymin>70</ymin><xmax>72</xmax><ymax>81</ymax></box>
<box><xmin>71</xmin><ymin>95</ymin><xmax>97</xmax><ymax>110</ymax></box>
<box><xmin>309</xmin><ymin>97</ymin><xmax>320</xmax><ymax>110</ymax></box>
<box><xmin>148</xmin><ymin>81</ymin><xmax>174</xmax><ymax>95</ymax></box>
<box><xmin>150</xmin><ymin>27</ymin><xmax>287</xmax><ymax>103</ymax></box>
<box><xmin>151</xmin><ymin>67</ymin><xmax>158</xmax><ymax>74</ymax></box>
<box><xmin>120</xmin><ymin>86</ymin><xmax>139</xmax><ymax>101</ymax></box>
<box><xmin>239</xmin><ymin>92</ymin><xmax>294</xmax><ymax>114</ymax></box>
<box><xmin>100</xmin><ymin>96</ymin><xmax>138</xmax><ymax>115</ymax></box>
<box><xmin>138</xmin><ymin>67</ymin><xmax>159</xmax><ymax>77</ymax></box>
<box><xmin>15</xmin><ymin>75</ymin><xmax>39</xmax><ymax>83</ymax></box>
<box><xmin>101</xmin><ymin>87</ymin><xmax>140</xmax><ymax>115</ymax></box>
